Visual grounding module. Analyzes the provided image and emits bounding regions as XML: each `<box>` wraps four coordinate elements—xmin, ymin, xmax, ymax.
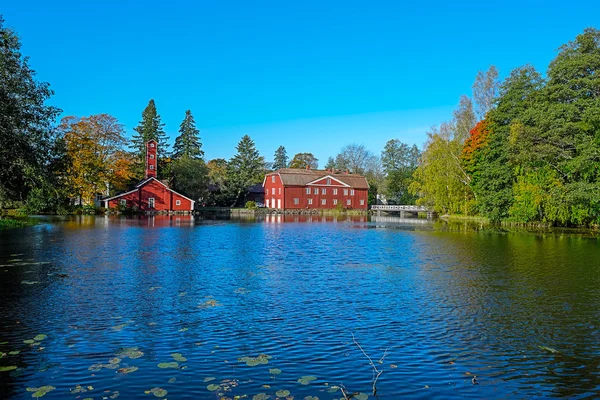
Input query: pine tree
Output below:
<box><xmin>227</xmin><ymin>135</ymin><xmax>265</xmax><ymax>206</ymax></box>
<box><xmin>272</xmin><ymin>145</ymin><xmax>288</xmax><ymax>170</ymax></box>
<box><xmin>131</xmin><ymin>99</ymin><xmax>169</xmax><ymax>159</ymax></box>
<box><xmin>173</xmin><ymin>110</ymin><xmax>203</xmax><ymax>160</ymax></box>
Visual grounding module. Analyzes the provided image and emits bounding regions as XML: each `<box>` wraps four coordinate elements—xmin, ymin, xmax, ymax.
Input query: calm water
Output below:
<box><xmin>1</xmin><ymin>215</ymin><xmax>600</xmax><ymax>399</ymax></box>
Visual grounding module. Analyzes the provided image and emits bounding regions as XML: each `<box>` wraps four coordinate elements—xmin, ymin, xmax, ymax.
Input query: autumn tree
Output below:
<box><xmin>60</xmin><ymin>114</ymin><xmax>130</xmax><ymax>205</ymax></box>
<box><xmin>173</xmin><ymin>110</ymin><xmax>203</xmax><ymax>160</ymax></box>
<box><xmin>289</xmin><ymin>152</ymin><xmax>319</xmax><ymax>169</ymax></box>
<box><xmin>227</xmin><ymin>135</ymin><xmax>266</xmax><ymax>206</ymax></box>
<box><xmin>0</xmin><ymin>16</ymin><xmax>62</xmax><ymax>208</ymax></box>
<box><xmin>272</xmin><ymin>145</ymin><xmax>288</xmax><ymax>170</ymax></box>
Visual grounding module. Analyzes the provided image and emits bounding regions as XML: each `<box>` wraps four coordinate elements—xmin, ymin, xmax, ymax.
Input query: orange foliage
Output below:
<box><xmin>462</xmin><ymin>120</ymin><xmax>490</xmax><ymax>174</ymax></box>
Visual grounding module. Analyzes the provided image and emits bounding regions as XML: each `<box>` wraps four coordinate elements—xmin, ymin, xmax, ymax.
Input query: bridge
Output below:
<box><xmin>371</xmin><ymin>204</ymin><xmax>437</xmax><ymax>219</ymax></box>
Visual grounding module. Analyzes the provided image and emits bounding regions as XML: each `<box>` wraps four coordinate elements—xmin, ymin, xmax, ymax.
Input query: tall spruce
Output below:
<box><xmin>132</xmin><ymin>99</ymin><xmax>169</xmax><ymax>159</ymax></box>
<box><xmin>227</xmin><ymin>135</ymin><xmax>266</xmax><ymax>206</ymax></box>
<box><xmin>272</xmin><ymin>145</ymin><xmax>288</xmax><ymax>170</ymax></box>
<box><xmin>173</xmin><ymin>110</ymin><xmax>203</xmax><ymax>160</ymax></box>
<box><xmin>0</xmin><ymin>16</ymin><xmax>62</xmax><ymax>207</ymax></box>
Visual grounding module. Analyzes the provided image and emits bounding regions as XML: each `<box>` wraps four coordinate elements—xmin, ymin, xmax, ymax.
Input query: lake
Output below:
<box><xmin>1</xmin><ymin>215</ymin><xmax>599</xmax><ymax>399</ymax></box>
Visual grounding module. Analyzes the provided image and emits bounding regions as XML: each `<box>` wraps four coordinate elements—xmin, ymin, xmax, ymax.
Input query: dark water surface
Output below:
<box><xmin>1</xmin><ymin>215</ymin><xmax>599</xmax><ymax>399</ymax></box>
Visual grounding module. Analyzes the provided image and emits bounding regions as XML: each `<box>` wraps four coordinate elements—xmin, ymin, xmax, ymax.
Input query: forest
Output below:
<box><xmin>1</xmin><ymin>14</ymin><xmax>599</xmax><ymax>226</ymax></box>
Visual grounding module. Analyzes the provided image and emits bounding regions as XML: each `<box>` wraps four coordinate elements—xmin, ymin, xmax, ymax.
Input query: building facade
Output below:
<box><xmin>103</xmin><ymin>140</ymin><xmax>195</xmax><ymax>212</ymax></box>
<box><xmin>263</xmin><ymin>168</ymin><xmax>369</xmax><ymax>210</ymax></box>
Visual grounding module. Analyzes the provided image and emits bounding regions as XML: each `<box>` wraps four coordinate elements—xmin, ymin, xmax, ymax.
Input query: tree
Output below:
<box><xmin>206</xmin><ymin>158</ymin><xmax>231</xmax><ymax>206</ymax></box>
<box><xmin>131</xmin><ymin>99</ymin><xmax>169</xmax><ymax>178</ymax></box>
<box><xmin>289</xmin><ymin>153</ymin><xmax>319</xmax><ymax>169</ymax></box>
<box><xmin>472</xmin><ymin>65</ymin><xmax>499</xmax><ymax>120</ymax></box>
<box><xmin>324</xmin><ymin>156</ymin><xmax>336</xmax><ymax>170</ymax></box>
<box><xmin>334</xmin><ymin>144</ymin><xmax>377</xmax><ymax>175</ymax></box>
<box><xmin>0</xmin><ymin>16</ymin><xmax>62</xmax><ymax>207</ymax></box>
<box><xmin>60</xmin><ymin>114</ymin><xmax>130</xmax><ymax>205</ymax></box>
<box><xmin>381</xmin><ymin>139</ymin><xmax>420</xmax><ymax>204</ymax></box>
<box><xmin>172</xmin><ymin>157</ymin><xmax>209</xmax><ymax>203</ymax></box>
<box><xmin>227</xmin><ymin>135</ymin><xmax>266</xmax><ymax>206</ymax></box>
<box><xmin>173</xmin><ymin>110</ymin><xmax>203</xmax><ymax>160</ymax></box>
<box><xmin>272</xmin><ymin>145</ymin><xmax>288</xmax><ymax>170</ymax></box>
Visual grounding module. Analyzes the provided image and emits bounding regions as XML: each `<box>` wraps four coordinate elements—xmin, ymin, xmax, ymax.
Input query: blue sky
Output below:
<box><xmin>2</xmin><ymin>1</ymin><xmax>598</xmax><ymax>164</ymax></box>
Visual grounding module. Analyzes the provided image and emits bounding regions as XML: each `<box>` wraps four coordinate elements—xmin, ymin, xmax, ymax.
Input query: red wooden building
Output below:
<box><xmin>263</xmin><ymin>168</ymin><xmax>369</xmax><ymax>210</ymax></box>
<box><xmin>103</xmin><ymin>140</ymin><xmax>195</xmax><ymax>212</ymax></box>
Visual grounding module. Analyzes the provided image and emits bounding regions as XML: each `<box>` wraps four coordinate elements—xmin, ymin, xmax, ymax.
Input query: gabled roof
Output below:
<box><xmin>103</xmin><ymin>177</ymin><xmax>195</xmax><ymax>204</ymax></box>
<box><xmin>266</xmin><ymin>168</ymin><xmax>369</xmax><ymax>189</ymax></box>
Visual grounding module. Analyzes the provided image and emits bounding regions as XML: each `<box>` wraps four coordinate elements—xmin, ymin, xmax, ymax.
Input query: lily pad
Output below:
<box><xmin>204</xmin><ymin>377</ymin><xmax>216</xmax><ymax>382</ymax></box>
<box><xmin>109</xmin><ymin>357</ymin><xmax>121</xmax><ymax>364</ymax></box>
<box><xmin>297</xmin><ymin>375</ymin><xmax>317</xmax><ymax>385</ymax></box>
<box><xmin>118</xmin><ymin>366</ymin><xmax>138</xmax><ymax>373</ymax></box>
<box><xmin>0</xmin><ymin>366</ymin><xmax>17</xmax><ymax>372</ymax></box>
<box><xmin>207</xmin><ymin>384</ymin><xmax>220</xmax><ymax>391</ymax></box>
<box><xmin>117</xmin><ymin>347</ymin><xmax>144</xmax><ymax>359</ymax></box>
<box><xmin>145</xmin><ymin>387</ymin><xmax>167</xmax><ymax>398</ymax></box>
<box><xmin>21</xmin><ymin>280</ymin><xmax>40</xmax><ymax>285</ymax></box>
<box><xmin>8</xmin><ymin>351</ymin><xmax>20</xmax><ymax>355</ymax></box>
<box><xmin>33</xmin><ymin>334</ymin><xmax>47</xmax><ymax>341</ymax></box>
<box><xmin>238</xmin><ymin>353</ymin><xmax>271</xmax><ymax>366</ymax></box>
<box><xmin>23</xmin><ymin>340</ymin><xmax>35</xmax><ymax>344</ymax></box>
<box><xmin>304</xmin><ymin>397</ymin><xmax>319</xmax><ymax>400</ymax></box>
<box><xmin>26</xmin><ymin>385</ymin><xmax>56</xmax><ymax>398</ymax></box>
<box><xmin>171</xmin><ymin>353</ymin><xmax>187</xmax><ymax>362</ymax></box>
<box><xmin>110</xmin><ymin>391</ymin><xmax>120</xmax><ymax>399</ymax></box>
<box><xmin>168</xmin><ymin>377</ymin><xmax>176</xmax><ymax>383</ymax></box>
<box><xmin>354</xmin><ymin>393</ymin><xmax>369</xmax><ymax>400</ymax></box>
<box><xmin>538</xmin><ymin>345</ymin><xmax>559</xmax><ymax>354</ymax></box>
<box><xmin>198</xmin><ymin>299</ymin><xmax>221</xmax><ymax>308</ymax></box>
<box><xmin>276</xmin><ymin>389</ymin><xmax>290</xmax><ymax>397</ymax></box>
<box><xmin>103</xmin><ymin>362</ymin><xmax>120</xmax><ymax>370</ymax></box>
<box><xmin>88</xmin><ymin>363</ymin><xmax>103</xmax><ymax>371</ymax></box>
<box><xmin>269</xmin><ymin>368</ymin><xmax>282</xmax><ymax>375</ymax></box>
<box><xmin>157</xmin><ymin>362</ymin><xmax>179</xmax><ymax>369</ymax></box>
<box><xmin>253</xmin><ymin>393</ymin><xmax>270</xmax><ymax>400</ymax></box>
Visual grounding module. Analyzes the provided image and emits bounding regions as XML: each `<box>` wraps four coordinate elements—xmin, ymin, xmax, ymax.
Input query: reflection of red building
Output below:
<box><xmin>263</xmin><ymin>168</ymin><xmax>369</xmax><ymax>210</ymax></box>
<box><xmin>103</xmin><ymin>140</ymin><xmax>194</xmax><ymax>212</ymax></box>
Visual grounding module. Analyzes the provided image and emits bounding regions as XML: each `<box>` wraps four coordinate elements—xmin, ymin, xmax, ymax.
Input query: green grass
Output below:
<box><xmin>0</xmin><ymin>218</ymin><xmax>30</xmax><ymax>228</ymax></box>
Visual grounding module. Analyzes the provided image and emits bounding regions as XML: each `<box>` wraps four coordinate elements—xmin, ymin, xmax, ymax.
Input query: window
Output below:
<box><xmin>314</xmin><ymin>188</ymin><xmax>318</xmax><ymax>195</ymax></box>
<box><xmin>306</xmin><ymin>187</ymin><xmax>310</xmax><ymax>194</ymax></box>
<box><xmin>344</xmin><ymin>189</ymin><xmax>348</xmax><ymax>195</ymax></box>
<box><xmin>176</xmin><ymin>200</ymin><xmax>181</xmax><ymax>206</ymax></box>
<box><xmin>266</xmin><ymin>199</ymin><xmax>270</xmax><ymax>208</ymax></box>
<box><xmin>308</xmin><ymin>198</ymin><xmax>313</xmax><ymax>205</ymax></box>
<box><xmin>271</xmin><ymin>175</ymin><xmax>275</xmax><ymax>183</ymax></box>
<box><xmin>350</xmin><ymin>189</ymin><xmax>355</xmax><ymax>196</ymax></box>
<box><xmin>150</xmin><ymin>143</ymin><xmax>155</xmax><ymax>148</ymax></box>
<box><xmin>294</xmin><ymin>198</ymin><xmax>299</xmax><ymax>205</ymax></box>
<box><xmin>333</xmin><ymin>199</ymin><xmax>338</xmax><ymax>205</ymax></box>
<box><xmin>120</xmin><ymin>199</ymin><xmax>126</xmax><ymax>207</ymax></box>
<box><xmin>333</xmin><ymin>188</ymin><xmax>338</xmax><ymax>195</ymax></box>
<box><xmin>279</xmin><ymin>188</ymin><xmax>281</xmax><ymax>194</ymax></box>
<box><xmin>321</xmin><ymin>199</ymin><xmax>326</xmax><ymax>205</ymax></box>
<box><xmin>360</xmin><ymin>200</ymin><xmax>365</xmax><ymax>206</ymax></box>
<box><xmin>321</xmin><ymin>188</ymin><xmax>326</xmax><ymax>195</ymax></box>
<box><xmin>327</xmin><ymin>178</ymin><xmax>331</xmax><ymax>185</ymax></box>
<box><xmin>271</xmin><ymin>188</ymin><xmax>275</xmax><ymax>195</ymax></box>
<box><xmin>149</xmin><ymin>165</ymin><xmax>154</xmax><ymax>170</ymax></box>
<box><xmin>346</xmin><ymin>199</ymin><xmax>351</xmax><ymax>206</ymax></box>
<box><xmin>149</xmin><ymin>198</ymin><xmax>155</xmax><ymax>208</ymax></box>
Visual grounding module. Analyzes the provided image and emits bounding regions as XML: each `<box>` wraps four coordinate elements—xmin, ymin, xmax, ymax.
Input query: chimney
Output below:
<box><xmin>345</xmin><ymin>169</ymin><xmax>349</xmax><ymax>174</ymax></box>
<box><xmin>306</xmin><ymin>164</ymin><xmax>311</xmax><ymax>170</ymax></box>
<box><xmin>146</xmin><ymin>139</ymin><xmax>158</xmax><ymax>179</ymax></box>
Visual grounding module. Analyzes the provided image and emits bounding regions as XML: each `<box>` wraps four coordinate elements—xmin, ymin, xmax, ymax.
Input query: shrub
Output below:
<box><xmin>245</xmin><ymin>201</ymin><xmax>258</xmax><ymax>210</ymax></box>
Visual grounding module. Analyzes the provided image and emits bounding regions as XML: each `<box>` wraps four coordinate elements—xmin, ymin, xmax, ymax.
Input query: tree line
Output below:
<box><xmin>410</xmin><ymin>27</ymin><xmax>600</xmax><ymax>227</ymax></box>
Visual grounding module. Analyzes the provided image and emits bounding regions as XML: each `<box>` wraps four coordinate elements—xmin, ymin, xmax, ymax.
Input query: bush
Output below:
<box><xmin>245</xmin><ymin>201</ymin><xmax>258</xmax><ymax>210</ymax></box>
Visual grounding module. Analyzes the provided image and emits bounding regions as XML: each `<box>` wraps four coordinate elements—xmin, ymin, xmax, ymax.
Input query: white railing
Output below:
<box><xmin>371</xmin><ymin>205</ymin><xmax>430</xmax><ymax>212</ymax></box>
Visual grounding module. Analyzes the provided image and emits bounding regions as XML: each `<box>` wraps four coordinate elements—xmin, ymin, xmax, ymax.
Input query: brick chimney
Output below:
<box><xmin>146</xmin><ymin>139</ymin><xmax>157</xmax><ymax>179</ymax></box>
<box><xmin>306</xmin><ymin>164</ymin><xmax>311</xmax><ymax>170</ymax></box>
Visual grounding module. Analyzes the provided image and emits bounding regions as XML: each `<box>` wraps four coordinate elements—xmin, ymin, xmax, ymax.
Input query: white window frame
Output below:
<box><xmin>360</xmin><ymin>199</ymin><xmax>364</xmax><ymax>206</ymax></box>
<box><xmin>351</xmin><ymin>189</ymin><xmax>355</xmax><ymax>196</ymax></box>
<box><xmin>176</xmin><ymin>200</ymin><xmax>181</xmax><ymax>206</ymax></box>
<box><xmin>321</xmin><ymin>188</ymin><xmax>326</xmax><ymax>195</ymax></box>
<box><xmin>333</xmin><ymin>199</ymin><xmax>338</xmax><ymax>205</ymax></box>
<box><xmin>333</xmin><ymin>188</ymin><xmax>338</xmax><ymax>195</ymax></box>
<box><xmin>294</xmin><ymin>198</ymin><xmax>299</xmax><ymax>205</ymax></box>
<box><xmin>149</xmin><ymin>198</ymin><xmax>155</xmax><ymax>208</ymax></box>
<box><xmin>321</xmin><ymin>199</ymin><xmax>326</xmax><ymax>205</ymax></box>
<box><xmin>150</xmin><ymin>143</ymin><xmax>155</xmax><ymax>148</ymax></box>
<box><xmin>306</xmin><ymin>187</ymin><xmax>310</xmax><ymax>194</ymax></box>
<box><xmin>271</xmin><ymin>175</ymin><xmax>275</xmax><ymax>183</ymax></box>
<box><xmin>346</xmin><ymin>199</ymin><xmax>351</xmax><ymax>206</ymax></box>
<box><xmin>120</xmin><ymin>199</ymin><xmax>126</xmax><ymax>207</ymax></box>
<box><xmin>271</xmin><ymin>188</ymin><xmax>275</xmax><ymax>195</ymax></box>
<box><xmin>279</xmin><ymin>188</ymin><xmax>281</xmax><ymax>194</ymax></box>
<box><xmin>308</xmin><ymin>198</ymin><xmax>313</xmax><ymax>205</ymax></box>
<box><xmin>326</xmin><ymin>178</ymin><xmax>331</xmax><ymax>185</ymax></box>
<box><xmin>344</xmin><ymin>189</ymin><xmax>348</xmax><ymax>195</ymax></box>
<box><xmin>314</xmin><ymin>188</ymin><xmax>318</xmax><ymax>195</ymax></box>
<box><xmin>149</xmin><ymin>165</ymin><xmax>154</xmax><ymax>170</ymax></box>
<box><xmin>150</xmin><ymin>154</ymin><xmax>155</xmax><ymax>159</ymax></box>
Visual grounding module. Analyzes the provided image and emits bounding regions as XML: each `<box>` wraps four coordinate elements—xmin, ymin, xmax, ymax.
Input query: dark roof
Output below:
<box><xmin>269</xmin><ymin>168</ymin><xmax>369</xmax><ymax>189</ymax></box>
<box><xmin>248</xmin><ymin>183</ymin><xmax>264</xmax><ymax>193</ymax></box>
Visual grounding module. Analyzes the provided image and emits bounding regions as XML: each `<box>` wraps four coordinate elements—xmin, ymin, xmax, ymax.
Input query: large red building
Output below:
<box><xmin>263</xmin><ymin>168</ymin><xmax>369</xmax><ymax>210</ymax></box>
<box><xmin>103</xmin><ymin>140</ymin><xmax>195</xmax><ymax>212</ymax></box>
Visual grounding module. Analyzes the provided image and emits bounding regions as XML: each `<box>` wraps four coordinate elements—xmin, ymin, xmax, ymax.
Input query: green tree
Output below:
<box><xmin>472</xmin><ymin>65</ymin><xmax>500</xmax><ymax>120</ymax></box>
<box><xmin>381</xmin><ymin>139</ymin><xmax>420</xmax><ymax>204</ymax></box>
<box><xmin>324</xmin><ymin>156</ymin><xmax>336</xmax><ymax>170</ymax></box>
<box><xmin>334</xmin><ymin>144</ymin><xmax>376</xmax><ymax>175</ymax></box>
<box><xmin>0</xmin><ymin>16</ymin><xmax>62</xmax><ymax>207</ymax></box>
<box><xmin>172</xmin><ymin>157</ymin><xmax>208</xmax><ymax>203</ymax></box>
<box><xmin>289</xmin><ymin>152</ymin><xmax>319</xmax><ymax>169</ymax></box>
<box><xmin>273</xmin><ymin>145</ymin><xmax>288</xmax><ymax>170</ymax></box>
<box><xmin>131</xmin><ymin>99</ymin><xmax>169</xmax><ymax>179</ymax></box>
<box><xmin>173</xmin><ymin>110</ymin><xmax>203</xmax><ymax>160</ymax></box>
<box><xmin>227</xmin><ymin>135</ymin><xmax>266</xmax><ymax>206</ymax></box>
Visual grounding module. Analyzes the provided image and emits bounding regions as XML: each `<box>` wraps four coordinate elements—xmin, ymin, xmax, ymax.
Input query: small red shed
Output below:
<box><xmin>263</xmin><ymin>168</ymin><xmax>369</xmax><ymax>210</ymax></box>
<box><xmin>103</xmin><ymin>140</ymin><xmax>195</xmax><ymax>212</ymax></box>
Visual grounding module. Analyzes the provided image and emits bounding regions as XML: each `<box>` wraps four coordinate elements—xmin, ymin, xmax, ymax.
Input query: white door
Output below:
<box><xmin>277</xmin><ymin>199</ymin><xmax>281</xmax><ymax>209</ymax></box>
<box><xmin>266</xmin><ymin>199</ymin><xmax>270</xmax><ymax>208</ymax></box>
<box><xmin>148</xmin><ymin>198</ymin><xmax>155</xmax><ymax>209</ymax></box>
<box><xmin>271</xmin><ymin>198</ymin><xmax>275</xmax><ymax>209</ymax></box>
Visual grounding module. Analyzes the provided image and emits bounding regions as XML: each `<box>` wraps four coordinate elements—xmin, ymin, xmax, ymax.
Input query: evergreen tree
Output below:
<box><xmin>324</xmin><ymin>157</ymin><xmax>336</xmax><ymax>170</ymax></box>
<box><xmin>131</xmin><ymin>99</ymin><xmax>169</xmax><ymax>159</ymax></box>
<box><xmin>0</xmin><ymin>16</ymin><xmax>62</xmax><ymax>207</ymax></box>
<box><xmin>173</xmin><ymin>110</ymin><xmax>203</xmax><ymax>160</ymax></box>
<box><xmin>272</xmin><ymin>145</ymin><xmax>288</xmax><ymax>170</ymax></box>
<box><xmin>227</xmin><ymin>135</ymin><xmax>266</xmax><ymax>206</ymax></box>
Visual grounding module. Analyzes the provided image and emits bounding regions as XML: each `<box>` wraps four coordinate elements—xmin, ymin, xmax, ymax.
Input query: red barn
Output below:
<box><xmin>263</xmin><ymin>168</ymin><xmax>369</xmax><ymax>210</ymax></box>
<box><xmin>103</xmin><ymin>140</ymin><xmax>195</xmax><ymax>212</ymax></box>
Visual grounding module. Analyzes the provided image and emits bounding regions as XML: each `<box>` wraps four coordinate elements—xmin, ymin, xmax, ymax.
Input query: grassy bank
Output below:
<box><xmin>440</xmin><ymin>214</ymin><xmax>490</xmax><ymax>224</ymax></box>
<box><xmin>0</xmin><ymin>218</ymin><xmax>31</xmax><ymax>229</ymax></box>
